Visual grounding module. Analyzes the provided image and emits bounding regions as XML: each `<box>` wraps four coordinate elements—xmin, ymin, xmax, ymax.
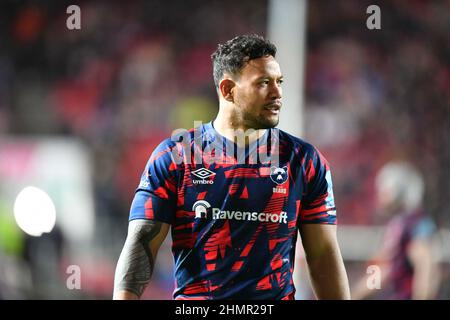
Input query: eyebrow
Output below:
<box><xmin>256</xmin><ymin>75</ymin><xmax>284</xmax><ymax>80</ymax></box>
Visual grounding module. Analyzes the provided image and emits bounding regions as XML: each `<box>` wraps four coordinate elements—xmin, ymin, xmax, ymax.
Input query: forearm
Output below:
<box><xmin>113</xmin><ymin>290</ymin><xmax>140</xmax><ymax>300</ymax></box>
<box><xmin>307</xmin><ymin>245</ymin><xmax>351</xmax><ymax>300</ymax></box>
<box><xmin>409</xmin><ymin>239</ymin><xmax>439</xmax><ymax>300</ymax></box>
<box><xmin>113</xmin><ymin>220</ymin><xmax>162</xmax><ymax>299</ymax></box>
<box><xmin>411</xmin><ymin>258</ymin><xmax>437</xmax><ymax>300</ymax></box>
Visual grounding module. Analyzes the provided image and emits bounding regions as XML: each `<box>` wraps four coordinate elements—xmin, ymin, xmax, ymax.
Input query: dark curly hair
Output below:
<box><xmin>211</xmin><ymin>34</ymin><xmax>277</xmax><ymax>88</ymax></box>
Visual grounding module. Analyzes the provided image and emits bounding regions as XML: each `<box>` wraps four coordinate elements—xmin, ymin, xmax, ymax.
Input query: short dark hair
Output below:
<box><xmin>211</xmin><ymin>34</ymin><xmax>277</xmax><ymax>88</ymax></box>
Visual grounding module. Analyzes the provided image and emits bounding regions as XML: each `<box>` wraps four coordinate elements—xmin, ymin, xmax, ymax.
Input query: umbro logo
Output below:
<box><xmin>191</xmin><ymin>168</ymin><xmax>216</xmax><ymax>184</ymax></box>
<box><xmin>192</xmin><ymin>168</ymin><xmax>216</xmax><ymax>179</ymax></box>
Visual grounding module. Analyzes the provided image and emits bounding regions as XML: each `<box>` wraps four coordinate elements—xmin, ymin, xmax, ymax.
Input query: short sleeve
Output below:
<box><xmin>129</xmin><ymin>139</ymin><xmax>178</xmax><ymax>225</ymax></box>
<box><xmin>411</xmin><ymin>216</ymin><xmax>436</xmax><ymax>240</ymax></box>
<box><xmin>299</xmin><ymin>146</ymin><xmax>337</xmax><ymax>225</ymax></box>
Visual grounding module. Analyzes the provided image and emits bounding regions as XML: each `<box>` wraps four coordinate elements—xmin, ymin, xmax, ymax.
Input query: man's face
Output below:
<box><xmin>232</xmin><ymin>55</ymin><xmax>283</xmax><ymax>129</ymax></box>
<box><xmin>375</xmin><ymin>183</ymin><xmax>402</xmax><ymax>217</ymax></box>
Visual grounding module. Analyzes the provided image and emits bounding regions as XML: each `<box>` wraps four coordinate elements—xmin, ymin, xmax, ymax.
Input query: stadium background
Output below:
<box><xmin>0</xmin><ymin>0</ymin><xmax>448</xmax><ymax>299</ymax></box>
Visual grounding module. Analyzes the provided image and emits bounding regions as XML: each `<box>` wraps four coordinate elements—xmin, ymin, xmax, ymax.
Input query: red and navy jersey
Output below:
<box><xmin>129</xmin><ymin>122</ymin><xmax>337</xmax><ymax>300</ymax></box>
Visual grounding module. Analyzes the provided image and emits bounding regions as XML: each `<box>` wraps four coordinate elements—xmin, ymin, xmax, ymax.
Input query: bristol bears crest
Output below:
<box><xmin>270</xmin><ymin>166</ymin><xmax>288</xmax><ymax>185</ymax></box>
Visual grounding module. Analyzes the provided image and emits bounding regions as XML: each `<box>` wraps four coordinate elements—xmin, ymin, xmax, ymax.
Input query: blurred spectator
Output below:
<box><xmin>352</xmin><ymin>161</ymin><xmax>441</xmax><ymax>299</ymax></box>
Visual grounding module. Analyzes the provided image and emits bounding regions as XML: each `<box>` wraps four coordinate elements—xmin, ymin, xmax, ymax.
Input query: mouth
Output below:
<box><xmin>263</xmin><ymin>102</ymin><xmax>281</xmax><ymax>115</ymax></box>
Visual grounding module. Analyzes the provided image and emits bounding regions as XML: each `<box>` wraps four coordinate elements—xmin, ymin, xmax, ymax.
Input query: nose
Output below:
<box><xmin>269</xmin><ymin>82</ymin><xmax>282</xmax><ymax>100</ymax></box>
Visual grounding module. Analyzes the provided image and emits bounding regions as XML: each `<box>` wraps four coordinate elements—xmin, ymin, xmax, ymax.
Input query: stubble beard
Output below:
<box><xmin>236</xmin><ymin>103</ymin><xmax>279</xmax><ymax>130</ymax></box>
<box><xmin>245</xmin><ymin>112</ymin><xmax>279</xmax><ymax>130</ymax></box>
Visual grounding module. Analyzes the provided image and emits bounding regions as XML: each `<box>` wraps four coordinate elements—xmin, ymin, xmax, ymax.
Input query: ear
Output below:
<box><xmin>219</xmin><ymin>78</ymin><xmax>235</xmax><ymax>102</ymax></box>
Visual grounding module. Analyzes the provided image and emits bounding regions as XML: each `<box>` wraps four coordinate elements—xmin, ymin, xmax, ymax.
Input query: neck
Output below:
<box><xmin>213</xmin><ymin>105</ymin><xmax>266</xmax><ymax>147</ymax></box>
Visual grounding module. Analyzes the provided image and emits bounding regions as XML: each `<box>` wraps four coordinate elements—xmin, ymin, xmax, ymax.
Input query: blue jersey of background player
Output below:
<box><xmin>113</xmin><ymin>34</ymin><xmax>351</xmax><ymax>300</ymax></box>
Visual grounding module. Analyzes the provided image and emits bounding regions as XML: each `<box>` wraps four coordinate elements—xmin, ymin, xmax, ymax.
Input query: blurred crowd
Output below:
<box><xmin>0</xmin><ymin>0</ymin><xmax>448</xmax><ymax>299</ymax></box>
<box><xmin>305</xmin><ymin>1</ymin><xmax>449</xmax><ymax>228</ymax></box>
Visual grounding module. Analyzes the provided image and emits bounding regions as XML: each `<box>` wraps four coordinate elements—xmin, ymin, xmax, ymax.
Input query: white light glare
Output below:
<box><xmin>14</xmin><ymin>186</ymin><xmax>56</xmax><ymax>237</ymax></box>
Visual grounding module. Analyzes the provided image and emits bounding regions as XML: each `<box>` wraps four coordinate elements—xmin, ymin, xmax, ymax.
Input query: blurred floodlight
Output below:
<box><xmin>13</xmin><ymin>186</ymin><xmax>56</xmax><ymax>237</ymax></box>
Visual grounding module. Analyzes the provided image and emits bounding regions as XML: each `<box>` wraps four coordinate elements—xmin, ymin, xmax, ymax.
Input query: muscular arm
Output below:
<box><xmin>113</xmin><ymin>219</ymin><xmax>170</xmax><ymax>299</ymax></box>
<box><xmin>299</xmin><ymin>224</ymin><xmax>351</xmax><ymax>300</ymax></box>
